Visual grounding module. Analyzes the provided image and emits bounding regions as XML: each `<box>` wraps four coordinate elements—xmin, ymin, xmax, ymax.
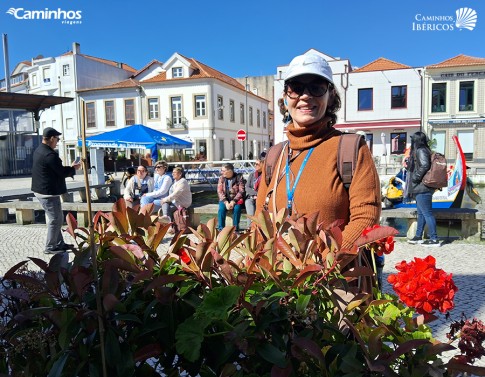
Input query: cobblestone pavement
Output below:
<box><xmin>1</xmin><ymin>223</ymin><xmax>485</xmax><ymax>368</ymax></box>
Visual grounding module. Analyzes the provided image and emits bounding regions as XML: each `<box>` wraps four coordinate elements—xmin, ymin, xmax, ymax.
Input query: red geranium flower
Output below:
<box><xmin>387</xmin><ymin>255</ymin><xmax>457</xmax><ymax>314</ymax></box>
<box><xmin>361</xmin><ymin>225</ymin><xmax>396</xmax><ymax>256</ymax></box>
<box><xmin>179</xmin><ymin>249</ymin><xmax>191</xmax><ymax>264</ymax></box>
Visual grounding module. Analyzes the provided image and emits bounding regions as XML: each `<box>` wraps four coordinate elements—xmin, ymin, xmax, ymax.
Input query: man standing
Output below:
<box><xmin>31</xmin><ymin>127</ymin><xmax>81</xmax><ymax>254</ymax></box>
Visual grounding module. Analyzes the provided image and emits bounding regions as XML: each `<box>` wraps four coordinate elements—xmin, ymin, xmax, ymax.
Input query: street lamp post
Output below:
<box><xmin>245</xmin><ymin>76</ymin><xmax>249</xmax><ymax>159</ymax></box>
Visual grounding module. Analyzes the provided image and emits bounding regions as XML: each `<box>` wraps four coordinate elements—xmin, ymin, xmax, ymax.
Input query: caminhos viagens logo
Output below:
<box><xmin>412</xmin><ymin>7</ymin><xmax>477</xmax><ymax>31</ymax></box>
<box><xmin>6</xmin><ymin>7</ymin><xmax>82</xmax><ymax>25</ymax></box>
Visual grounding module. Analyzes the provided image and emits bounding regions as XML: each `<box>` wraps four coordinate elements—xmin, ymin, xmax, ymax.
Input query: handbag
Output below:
<box><xmin>173</xmin><ymin>206</ymin><xmax>190</xmax><ymax>234</ymax></box>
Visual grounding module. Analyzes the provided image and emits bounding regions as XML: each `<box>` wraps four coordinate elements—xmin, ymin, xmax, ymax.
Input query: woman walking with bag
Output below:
<box><xmin>406</xmin><ymin>131</ymin><xmax>441</xmax><ymax>247</ymax></box>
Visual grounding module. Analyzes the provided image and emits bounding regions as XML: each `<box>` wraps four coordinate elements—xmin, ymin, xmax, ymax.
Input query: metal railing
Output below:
<box><xmin>0</xmin><ymin>146</ymin><xmax>34</xmax><ymax>176</ymax></box>
<box><xmin>166</xmin><ymin>117</ymin><xmax>188</xmax><ymax>130</ymax></box>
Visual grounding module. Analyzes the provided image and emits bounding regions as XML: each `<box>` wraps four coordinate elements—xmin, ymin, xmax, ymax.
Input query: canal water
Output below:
<box><xmin>384</xmin><ymin>184</ymin><xmax>485</xmax><ymax>239</ymax></box>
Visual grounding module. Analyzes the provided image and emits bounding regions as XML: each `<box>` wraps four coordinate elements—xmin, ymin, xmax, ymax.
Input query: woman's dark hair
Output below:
<box><xmin>326</xmin><ymin>84</ymin><xmax>341</xmax><ymax>127</ymax></box>
<box><xmin>410</xmin><ymin>131</ymin><xmax>429</xmax><ymax>151</ymax></box>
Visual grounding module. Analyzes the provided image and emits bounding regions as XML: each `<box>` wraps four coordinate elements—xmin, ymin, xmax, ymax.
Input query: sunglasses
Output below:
<box><xmin>285</xmin><ymin>81</ymin><xmax>329</xmax><ymax>99</ymax></box>
<box><xmin>155</xmin><ymin>165</ymin><xmax>164</xmax><ymax>169</ymax></box>
<box><xmin>137</xmin><ymin>169</ymin><xmax>146</xmax><ymax>173</ymax></box>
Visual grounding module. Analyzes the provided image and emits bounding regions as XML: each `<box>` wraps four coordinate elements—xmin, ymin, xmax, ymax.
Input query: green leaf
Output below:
<box><xmin>175</xmin><ymin>317</ymin><xmax>210</xmax><ymax>362</ymax></box>
<box><xmin>105</xmin><ymin>329</ymin><xmax>122</xmax><ymax>369</ymax></box>
<box><xmin>296</xmin><ymin>294</ymin><xmax>311</xmax><ymax>314</ymax></box>
<box><xmin>47</xmin><ymin>352</ymin><xmax>69</xmax><ymax>377</ymax></box>
<box><xmin>256</xmin><ymin>343</ymin><xmax>287</xmax><ymax>368</ymax></box>
<box><xmin>196</xmin><ymin>286</ymin><xmax>242</xmax><ymax>320</ymax></box>
<box><xmin>381</xmin><ymin>303</ymin><xmax>402</xmax><ymax>324</ymax></box>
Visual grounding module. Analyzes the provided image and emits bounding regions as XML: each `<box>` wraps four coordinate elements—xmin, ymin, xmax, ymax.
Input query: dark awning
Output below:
<box><xmin>0</xmin><ymin>92</ymin><xmax>73</xmax><ymax>121</ymax></box>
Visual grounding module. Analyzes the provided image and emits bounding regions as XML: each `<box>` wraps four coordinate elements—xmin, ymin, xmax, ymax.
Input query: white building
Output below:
<box><xmin>423</xmin><ymin>54</ymin><xmax>485</xmax><ymax>172</ymax></box>
<box><xmin>79</xmin><ymin>53</ymin><xmax>270</xmax><ymax>161</ymax></box>
<box><xmin>337</xmin><ymin>57</ymin><xmax>422</xmax><ymax>167</ymax></box>
<box><xmin>1</xmin><ymin>42</ymin><xmax>137</xmax><ymax>163</ymax></box>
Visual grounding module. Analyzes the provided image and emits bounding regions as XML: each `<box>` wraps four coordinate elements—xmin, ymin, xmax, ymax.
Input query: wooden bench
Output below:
<box><xmin>0</xmin><ymin>201</ymin><xmax>114</xmax><ymax>226</ymax></box>
<box><xmin>0</xmin><ymin>183</ymin><xmax>116</xmax><ymax>203</ymax></box>
<box><xmin>380</xmin><ymin>207</ymin><xmax>485</xmax><ymax>241</ymax></box>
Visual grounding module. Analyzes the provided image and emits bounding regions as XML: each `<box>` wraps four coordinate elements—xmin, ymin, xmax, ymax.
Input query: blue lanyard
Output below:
<box><xmin>286</xmin><ymin>147</ymin><xmax>314</xmax><ymax>215</ymax></box>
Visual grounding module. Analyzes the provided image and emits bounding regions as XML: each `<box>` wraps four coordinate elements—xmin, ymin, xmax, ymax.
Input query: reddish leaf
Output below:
<box><xmin>271</xmin><ymin>363</ymin><xmax>292</xmax><ymax>377</ymax></box>
<box><xmin>103</xmin><ymin>258</ymin><xmax>141</xmax><ymax>274</ymax></box>
<box><xmin>134</xmin><ymin>343</ymin><xmax>163</xmax><ymax>362</ymax></box>
<box><xmin>292</xmin><ymin>337</ymin><xmax>325</xmax><ymax>363</ymax></box>
<box><xmin>3</xmin><ymin>260</ymin><xmax>29</xmax><ymax>279</ymax></box>
<box><xmin>354</xmin><ymin>226</ymin><xmax>398</xmax><ymax>247</ymax></box>
<box><xmin>143</xmin><ymin>275</ymin><xmax>188</xmax><ymax>293</ymax></box>
<box><xmin>292</xmin><ymin>264</ymin><xmax>323</xmax><ymax>288</ymax></box>
<box><xmin>65</xmin><ymin>212</ymin><xmax>78</xmax><ymax>238</ymax></box>
<box><xmin>275</xmin><ymin>235</ymin><xmax>302</xmax><ymax>268</ymax></box>
<box><xmin>103</xmin><ymin>293</ymin><xmax>120</xmax><ymax>312</ymax></box>
<box><xmin>28</xmin><ymin>257</ymin><xmax>49</xmax><ymax>272</ymax></box>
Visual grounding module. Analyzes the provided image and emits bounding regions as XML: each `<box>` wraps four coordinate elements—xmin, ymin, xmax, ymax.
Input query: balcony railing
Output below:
<box><xmin>166</xmin><ymin>117</ymin><xmax>188</xmax><ymax>130</ymax></box>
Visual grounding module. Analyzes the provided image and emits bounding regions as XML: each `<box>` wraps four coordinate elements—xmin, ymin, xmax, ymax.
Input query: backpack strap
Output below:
<box><xmin>264</xmin><ymin>142</ymin><xmax>286</xmax><ymax>186</ymax></box>
<box><xmin>337</xmin><ymin>133</ymin><xmax>364</xmax><ymax>190</ymax></box>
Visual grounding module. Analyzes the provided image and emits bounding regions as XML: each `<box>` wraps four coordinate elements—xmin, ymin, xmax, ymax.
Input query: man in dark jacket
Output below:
<box><xmin>31</xmin><ymin>127</ymin><xmax>81</xmax><ymax>254</ymax></box>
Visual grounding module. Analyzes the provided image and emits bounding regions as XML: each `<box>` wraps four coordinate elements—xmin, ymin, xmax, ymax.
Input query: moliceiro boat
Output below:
<box><xmin>382</xmin><ymin>136</ymin><xmax>481</xmax><ymax>209</ymax></box>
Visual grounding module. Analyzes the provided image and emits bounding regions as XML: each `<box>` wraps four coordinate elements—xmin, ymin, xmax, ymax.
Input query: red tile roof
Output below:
<box><xmin>141</xmin><ymin>55</ymin><xmax>245</xmax><ymax>90</ymax></box>
<box><xmin>352</xmin><ymin>57</ymin><xmax>411</xmax><ymax>72</ymax></box>
<box><xmin>427</xmin><ymin>54</ymin><xmax>485</xmax><ymax>68</ymax></box>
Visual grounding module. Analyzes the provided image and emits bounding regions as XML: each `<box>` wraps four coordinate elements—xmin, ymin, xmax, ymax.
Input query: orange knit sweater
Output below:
<box><xmin>255</xmin><ymin>119</ymin><xmax>381</xmax><ymax>249</ymax></box>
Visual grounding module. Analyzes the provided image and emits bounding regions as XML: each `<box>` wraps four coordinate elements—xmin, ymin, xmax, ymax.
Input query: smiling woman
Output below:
<box><xmin>256</xmin><ymin>52</ymin><xmax>381</xmax><ymax>252</ymax></box>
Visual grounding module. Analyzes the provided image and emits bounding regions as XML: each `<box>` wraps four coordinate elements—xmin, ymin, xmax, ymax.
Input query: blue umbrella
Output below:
<box><xmin>78</xmin><ymin>124</ymin><xmax>192</xmax><ymax>149</ymax></box>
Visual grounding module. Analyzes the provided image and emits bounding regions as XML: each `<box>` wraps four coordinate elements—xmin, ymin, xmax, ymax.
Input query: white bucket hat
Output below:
<box><xmin>283</xmin><ymin>53</ymin><xmax>334</xmax><ymax>85</ymax></box>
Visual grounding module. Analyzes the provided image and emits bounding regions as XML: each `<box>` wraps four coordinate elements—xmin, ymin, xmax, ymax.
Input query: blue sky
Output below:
<box><xmin>1</xmin><ymin>0</ymin><xmax>484</xmax><ymax>79</ymax></box>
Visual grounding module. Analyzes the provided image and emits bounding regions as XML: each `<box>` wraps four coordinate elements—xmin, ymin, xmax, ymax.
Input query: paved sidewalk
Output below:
<box><xmin>1</xmin><ymin>224</ymin><xmax>484</xmax><ymax>367</ymax></box>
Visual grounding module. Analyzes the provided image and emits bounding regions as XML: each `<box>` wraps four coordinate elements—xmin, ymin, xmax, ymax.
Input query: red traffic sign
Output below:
<box><xmin>237</xmin><ymin>129</ymin><xmax>246</xmax><ymax>141</ymax></box>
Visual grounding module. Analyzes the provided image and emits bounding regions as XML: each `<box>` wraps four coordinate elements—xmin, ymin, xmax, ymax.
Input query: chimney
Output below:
<box><xmin>116</xmin><ymin>62</ymin><xmax>122</xmax><ymax>69</ymax></box>
<box><xmin>72</xmin><ymin>42</ymin><xmax>80</xmax><ymax>55</ymax></box>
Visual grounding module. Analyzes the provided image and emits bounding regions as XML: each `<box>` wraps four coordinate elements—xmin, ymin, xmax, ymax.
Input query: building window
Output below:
<box><xmin>432</xmin><ymin>83</ymin><xmax>446</xmax><ymax>113</ymax></box>
<box><xmin>459</xmin><ymin>81</ymin><xmax>474</xmax><ymax>111</ymax></box>
<box><xmin>66</xmin><ymin>118</ymin><xmax>73</xmax><ymax>130</ymax></box>
<box><xmin>219</xmin><ymin>139</ymin><xmax>224</xmax><ymax>160</ymax></box>
<box><xmin>148</xmin><ymin>98</ymin><xmax>159</xmax><ymax>120</ymax></box>
<box><xmin>171</xmin><ymin>96</ymin><xmax>182</xmax><ymax>124</ymax></box>
<box><xmin>86</xmin><ymin>102</ymin><xmax>96</xmax><ymax>128</ymax></box>
<box><xmin>124</xmin><ymin>99</ymin><xmax>135</xmax><ymax>125</ymax></box>
<box><xmin>31</xmin><ymin>74</ymin><xmax>38</xmax><ymax>87</ymax></box>
<box><xmin>391</xmin><ymin>85</ymin><xmax>407</xmax><ymax>108</ymax></box>
<box><xmin>431</xmin><ymin>131</ymin><xmax>446</xmax><ymax>155</ymax></box>
<box><xmin>217</xmin><ymin>96</ymin><xmax>223</xmax><ymax>120</ymax></box>
<box><xmin>257</xmin><ymin>109</ymin><xmax>261</xmax><ymax>128</ymax></box>
<box><xmin>195</xmin><ymin>95</ymin><xmax>206</xmax><ymax>117</ymax></box>
<box><xmin>229</xmin><ymin>100</ymin><xmax>235</xmax><ymax>122</ymax></box>
<box><xmin>105</xmin><ymin>101</ymin><xmax>115</xmax><ymax>127</ymax></box>
<box><xmin>457</xmin><ymin>130</ymin><xmax>474</xmax><ymax>160</ymax></box>
<box><xmin>249</xmin><ymin>107</ymin><xmax>253</xmax><ymax>126</ymax></box>
<box><xmin>390</xmin><ymin>132</ymin><xmax>407</xmax><ymax>155</ymax></box>
<box><xmin>240</xmin><ymin>103</ymin><xmax>245</xmax><ymax>124</ymax></box>
<box><xmin>358</xmin><ymin>88</ymin><xmax>373</xmax><ymax>110</ymax></box>
<box><xmin>231</xmin><ymin>139</ymin><xmax>236</xmax><ymax>160</ymax></box>
<box><xmin>43</xmin><ymin>67</ymin><xmax>51</xmax><ymax>84</ymax></box>
<box><xmin>172</xmin><ymin>67</ymin><xmax>183</xmax><ymax>78</ymax></box>
<box><xmin>62</xmin><ymin>64</ymin><xmax>70</xmax><ymax>76</ymax></box>
<box><xmin>263</xmin><ymin>111</ymin><xmax>267</xmax><ymax>129</ymax></box>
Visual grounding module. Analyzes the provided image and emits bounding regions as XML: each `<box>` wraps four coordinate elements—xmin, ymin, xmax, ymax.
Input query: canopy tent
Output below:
<box><xmin>0</xmin><ymin>92</ymin><xmax>73</xmax><ymax>121</ymax></box>
<box><xmin>78</xmin><ymin>124</ymin><xmax>192</xmax><ymax>161</ymax></box>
